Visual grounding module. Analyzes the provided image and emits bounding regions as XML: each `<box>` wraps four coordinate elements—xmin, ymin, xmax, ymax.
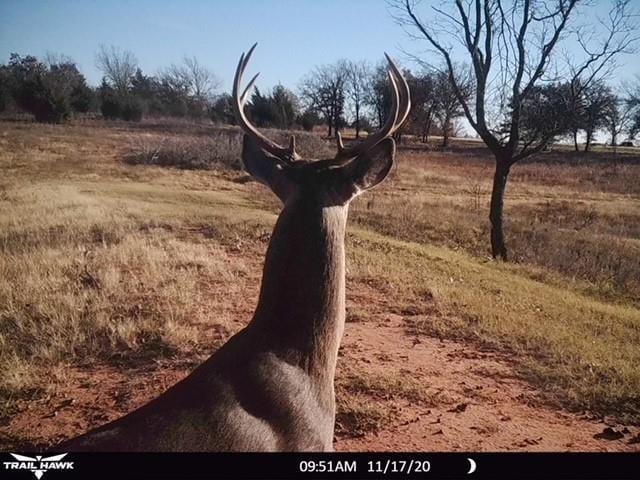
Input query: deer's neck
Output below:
<box><xmin>250</xmin><ymin>196</ymin><xmax>348</xmax><ymax>378</ymax></box>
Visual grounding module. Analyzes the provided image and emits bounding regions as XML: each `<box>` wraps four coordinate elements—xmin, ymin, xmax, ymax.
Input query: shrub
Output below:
<box><xmin>100</xmin><ymin>95</ymin><xmax>121</xmax><ymax>119</ymax></box>
<box><xmin>6</xmin><ymin>54</ymin><xmax>91</xmax><ymax>123</ymax></box>
<box><xmin>0</xmin><ymin>67</ymin><xmax>9</xmax><ymax>113</ymax></box>
<box><xmin>247</xmin><ymin>86</ymin><xmax>299</xmax><ymax>129</ymax></box>
<box><xmin>120</xmin><ymin>96</ymin><xmax>144</xmax><ymax>122</ymax></box>
<box><xmin>298</xmin><ymin>110</ymin><xmax>323</xmax><ymax>131</ymax></box>
<box><xmin>70</xmin><ymin>83</ymin><xmax>95</xmax><ymax>113</ymax></box>
<box><xmin>99</xmin><ymin>79</ymin><xmax>144</xmax><ymax>122</ymax></box>
<box><xmin>125</xmin><ymin>131</ymin><xmax>243</xmax><ymax>170</ymax></box>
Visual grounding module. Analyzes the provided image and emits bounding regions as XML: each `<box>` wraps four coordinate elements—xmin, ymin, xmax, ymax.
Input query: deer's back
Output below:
<box><xmin>59</xmin><ymin>326</ymin><xmax>334</xmax><ymax>451</ymax></box>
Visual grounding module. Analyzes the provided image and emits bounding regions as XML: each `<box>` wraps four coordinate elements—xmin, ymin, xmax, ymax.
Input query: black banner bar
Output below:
<box><xmin>1</xmin><ymin>452</ymin><xmax>639</xmax><ymax>480</ymax></box>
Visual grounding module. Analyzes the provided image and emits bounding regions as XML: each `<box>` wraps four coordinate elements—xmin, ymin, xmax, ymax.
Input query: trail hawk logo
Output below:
<box><xmin>3</xmin><ymin>453</ymin><xmax>74</xmax><ymax>479</ymax></box>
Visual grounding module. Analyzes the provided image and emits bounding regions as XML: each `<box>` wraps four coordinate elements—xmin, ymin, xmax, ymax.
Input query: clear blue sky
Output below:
<box><xmin>1</xmin><ymin>0</ymin><xmax>638</xmax><ymax>93</ymax></box>
<box><xmin>0</xmin><ymin>0</ymin><xmax>404</xmax><ymax>91</ymax></box>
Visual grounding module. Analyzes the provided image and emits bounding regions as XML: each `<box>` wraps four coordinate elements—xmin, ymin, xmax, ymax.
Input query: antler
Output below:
<box><xmin>233</xmin><ymin>43</ymin><xmax>299</xmax><ymax>162</ymax></box>
<box><xmin>335</xmin><ymin>53</ymin><xmax>411</xmax><ymax>161</ymax></box>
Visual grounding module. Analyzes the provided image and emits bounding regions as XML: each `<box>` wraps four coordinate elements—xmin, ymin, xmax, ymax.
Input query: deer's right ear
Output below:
<box><xmin>242</xmin><ymin>135</ymin><xmax>295</xmax><ymax>202</ymax></box>
<box><xmin>336</xmin><ymin>138</ymin><xmax>395</xmax><ymax>201</ymax></box>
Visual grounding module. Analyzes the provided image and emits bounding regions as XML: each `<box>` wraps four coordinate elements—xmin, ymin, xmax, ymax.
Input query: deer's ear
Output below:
<box><xmin>241</xmin><ymin>135</ymin><xmax>294</xmax><ymax>202</ymax></box>
<box><xmin>338</xmin><ymin>138</ymin><xmax>395</xmax><ymax>199</ymax></box>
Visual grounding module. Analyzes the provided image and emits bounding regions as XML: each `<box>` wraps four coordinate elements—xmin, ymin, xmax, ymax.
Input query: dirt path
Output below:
<box><xmin>334</xmin><ymin>313</ymin><xmax>639</xmax><ymax>451</ymax></box>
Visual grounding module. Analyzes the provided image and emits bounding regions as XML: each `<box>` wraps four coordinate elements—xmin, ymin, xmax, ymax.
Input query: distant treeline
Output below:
<box><xmin>1</xmin><ymin>46</ymin><xmax>639</xmax><ymax>150</ymax></box>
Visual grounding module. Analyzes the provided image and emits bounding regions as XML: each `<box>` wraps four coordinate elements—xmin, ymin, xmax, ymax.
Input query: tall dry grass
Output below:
<box><xmin>0</xmin><ymin>183</ymin><xmax>239</xmax><ymax>398</ymax></box>
<box><xmin>0</xmin><ymin>124</ymin><xmax>256</xmax><ymax>403</ymax></box>
<box><xmin>351</xmin><ymin>146</ymin><xmax>640</xmax><ymax>305</ymax></box>
<box><xmin>123</xmin><ymin>124</ymin><xmax>334</xmax><ymax>171</ymax></box>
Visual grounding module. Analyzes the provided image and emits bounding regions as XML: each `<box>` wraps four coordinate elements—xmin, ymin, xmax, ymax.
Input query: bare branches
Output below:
<box><xmin>345</xmin><ymin>60</ymin><xmax>371</xmax><ymax>138</ymax></box>
<box><xmin>334</xmin><ymin>54</ymin><xmax>411</xmax><ymax>161</ymax></box>
<box><xmin>393</xmin><ymin>0</ymin><xmax>638</xmax><ymax>162</ymax></box>
<box><xmin>161</xmin><ymin>56</ymin><xmax>220</xmax><ymax>102</ymax></box>
<box><xmin>570</xmin><ymin>0</ymin><xmax>639</xmax><ymax>94</ymax></box>
<box><xmin>397</xmin><ymin>0</ymin><xmax>480</xmax><ymax>136</ymax></box>
<box><xmin>299</xmin><ymin>60</ymin><xmax>349</xmax><ymax>137</ymax></box>
<box><xmin>181</xmin><ymin>56</ymin><xmax>221</xmax><ymax>101</ymax></box>
<box><xmin>520</xmin><ymin>1</ymin><xmax>578</xmax><ymax>99</ymax></box>
<box><xmin>95</xmin><ymin>45</ymin><xmax>138</xmax><ymax>93</ymax></box>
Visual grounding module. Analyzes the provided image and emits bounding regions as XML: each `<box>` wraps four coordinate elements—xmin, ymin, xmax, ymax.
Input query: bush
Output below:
<box><xmin>99</xmin><ymin>79</ymin><xmax>143</xmax><ymax>122</ymax></box>
<box><xmin>100</xmin><ymin>96</ymin><xmax>121</xmax><ymax>119</ymax></box>
<box><xmin>70</xmin><ymin>83</ymin><xmax>95</xmax><ymax>113</ymax></box>
<box><xmin>120</xmin><ymin>96</ymin><xmax>143</xmax><ymax>122</ymax></box>
<box><xmin>247</xmin><ymin>86</ymin><xmax>299</xmax><ymax>129</ymax></box>
<box><xmin>0</xmin><ymin>67</ymin><xmax>9</xmax><ymax>113</ymax></box>
<box><xmin>15</xmin><ymin>78</ymin><xmax>72</xmax><ymax>123</ymax></box>
<box><xmin>298</xmin><ymin>110</ymin><xmax>323</xmax><ymax>131</ymax></box>
<box><xmin>5</xmin><ymin>54</ymin><xmax>91</xmax><ymax>123</ymax></box>
<box><xmin>125</xmin><ymin>131</ymin><xmax>243</xmax><ymax>170</ymax></box>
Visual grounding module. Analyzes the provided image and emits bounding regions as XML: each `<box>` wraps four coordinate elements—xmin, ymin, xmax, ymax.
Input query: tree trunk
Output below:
<box><xmin>584</xmin><ymin>129</ymin><xmax>593</xmax><ymax>152</ymax></box>
<box><xmin>327</xmin><ymin>121</ymin><xmax>332</xmax><ymax>138</ymax></box>
<box><xmin>442</xmin><ymin>116</ymin><xmax>450</xmax><ymax>147</ymax></box>
<box><xmin>422</xmin><ymin>111</ymin><xmax>433</xmax><ymax>143</ymax></box>
<box><xmin>355</xmin><ymin>106</ymin><xmax>360</xmax><ymax>139</ymax></box>
<box><xmin>489</xmin><ymin>160</ymin><xmax>511</xmax><ymax>260</ymax></box>
<box><xmin>573</xmin><ymin>129</ymin><xmax>579</xmax><ymax>152</ymax></box>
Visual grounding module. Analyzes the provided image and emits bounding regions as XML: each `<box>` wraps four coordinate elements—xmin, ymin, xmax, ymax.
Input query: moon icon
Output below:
<box><xmin>466</xmin><ymin>458</ymin><xmax>477</xmax><ymax>474</ymax></box>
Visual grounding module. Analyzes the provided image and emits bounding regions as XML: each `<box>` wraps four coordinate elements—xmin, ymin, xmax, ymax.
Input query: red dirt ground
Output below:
<box><xmin>334</xmin><ymin>314</ymin><xmax>638</xmax><ymax>451</ymax></box>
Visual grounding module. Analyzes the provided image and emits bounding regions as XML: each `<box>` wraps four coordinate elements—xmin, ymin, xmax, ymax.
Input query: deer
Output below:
<box><xmin>59</xmin><ymin>44</ymin><xmax>410</xmax><ymax>452</ymax></box>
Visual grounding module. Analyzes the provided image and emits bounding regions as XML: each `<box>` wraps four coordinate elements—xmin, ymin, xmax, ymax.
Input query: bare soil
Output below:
<box><xmin>335</xmin><ymin>314</ymin><xmax>639</xmax><ymax>451</ymax></box>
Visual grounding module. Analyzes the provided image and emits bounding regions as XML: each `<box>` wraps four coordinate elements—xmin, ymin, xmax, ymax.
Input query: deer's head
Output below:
<box><xmin>233</xmin><ymin>44</ymin><xmax>411</xmax><ymax>208</ymax></box>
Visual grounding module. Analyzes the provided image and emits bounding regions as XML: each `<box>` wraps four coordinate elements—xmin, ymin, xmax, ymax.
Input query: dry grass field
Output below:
<box><xmin>1</xmin><ymin>119</ymin><xmax>639</xmax><ymax>450</ymax></box>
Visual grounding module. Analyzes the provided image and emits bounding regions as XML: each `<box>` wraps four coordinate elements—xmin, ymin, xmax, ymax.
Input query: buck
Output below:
<box><xmin>60</xmin><ymin>44</ymin><xmax>410</xmax><ymax>451</ymax></box>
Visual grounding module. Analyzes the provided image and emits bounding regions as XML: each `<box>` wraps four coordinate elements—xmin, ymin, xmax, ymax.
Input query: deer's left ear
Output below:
<box><xmin>241</xmin><ymin>135</ymin><xmax>295</xmax><ymax>202</ymax></box>
<box><xmin>337</xmin><ymin>138</ymin><xmax>395</xmax><ymax>200</ymax></box>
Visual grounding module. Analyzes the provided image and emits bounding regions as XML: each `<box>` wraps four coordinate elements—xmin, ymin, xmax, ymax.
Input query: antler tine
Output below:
<box><xmin>232</xmin><ymin>44</ymin><xmax>298</xmax><ymax>162</ymax></box>
<box><xmin>385</xmin><ymin>53</ymin><xmax>411</xmax><ymax>129</ymax></box>
<box><xmin>334</xmin><ymin>57</ymin><xmax>402</xmax><ymax>161</ymax></box>
<box><xmin>240</xmin><ymin>72</ymin><xmax>260</xmax><ymax>106</ymax></box>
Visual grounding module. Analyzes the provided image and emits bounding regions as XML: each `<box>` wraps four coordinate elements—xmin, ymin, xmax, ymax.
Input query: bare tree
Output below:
<box><xmin>160</xmin><ymin>56</ymin><xmax>220</xmax><ymax>118</ymax></box>
<box><xmin>300</xmin><ymin>61</ymin><xmax>349</xmax><ymax>137</ymax></box>
<box><xmin>165</xmin><ymin>56</ymin><xmax>220</xmax><ymax>102</ymax></box>
<box><xmin>95</xmin><ymin>45</ymin><xmax>138</xmax><ymax>93</ymax></box>
<box><xmin>605</xmin><ymin>90</ymin><xmax>634</xmax><ymax>150</ymax></box>
<box><xmin>627</xmin><ymin>77</ymin><xmax>640</xmax><ymax>138</ymax></box>
<box><xmin>364</xmin><ymin>62</ymin><xmax>392</xmax><ymax>130</ymax></box>
<box><xmin>582</xmin><ymin>81</ymin><xmax>617</xmax><ymax>151</ymax></box>
<box><xmin>345</xmin><ymin>60</ymin><xmax>370</xmax><ymax>138</ymax></box>
<box><xmin>433</xmin><ymin>69</ymin><xmax>471</xmax><ymax>147</ymax></box>
<box><xmin>394</xmin><ymin>0</ymin><xmax>638</xmax><ymax>260</ymax></box>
